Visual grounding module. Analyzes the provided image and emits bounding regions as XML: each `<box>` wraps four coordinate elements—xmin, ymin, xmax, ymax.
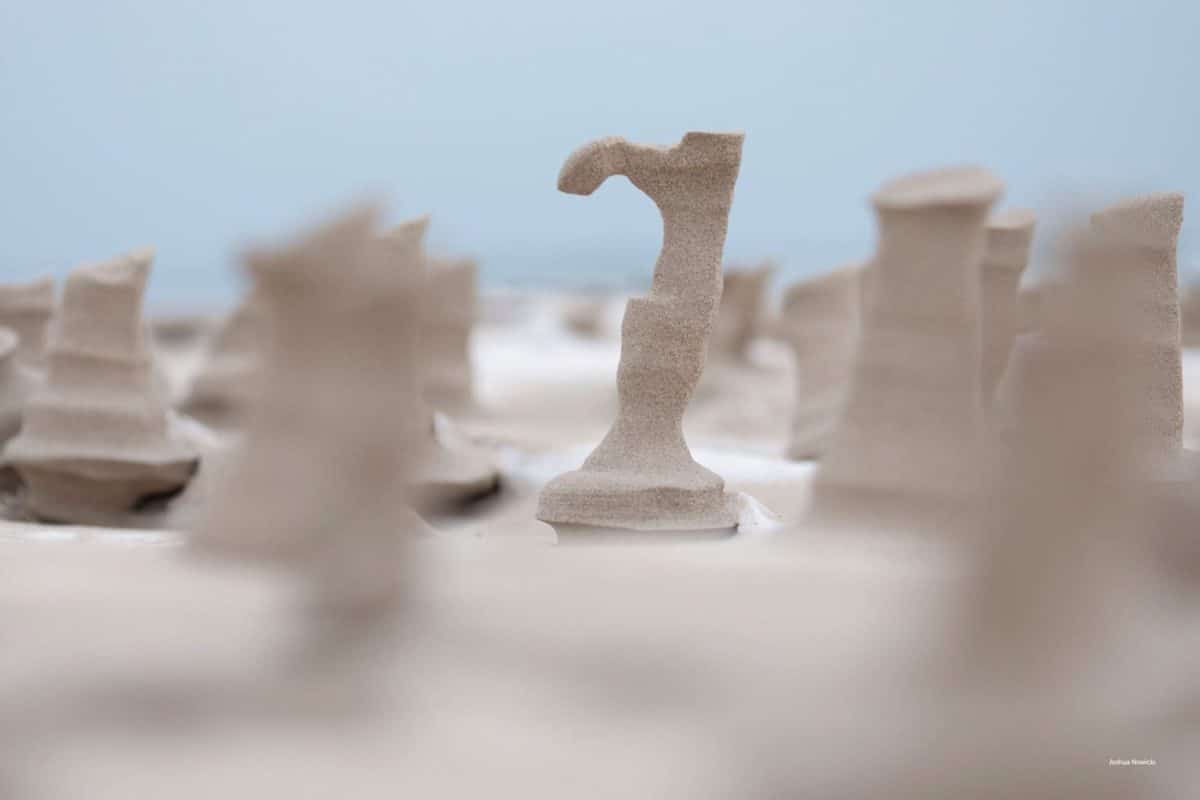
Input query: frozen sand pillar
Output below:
<box><xmin>1089</xmin><ymin>192</ymin><xmax>1184</xmax><ymax>456</ymax></box>
<box><xmin>711</xmin><ymin>261</ymin><xmax>774</xmax><ymax>362</ymax></box>
<box><xmin>424</xmin><ymin>256</ymin><xmax>477</xmax><ymax>412</ymax></box>
<box><xmin>381</xmin><ymin>221</ymin><xmax>498</xmax><ymax>506</ymax></box>
<box><xmin>979</xmin><ymin>209</ymin><xmax>1035</xmax><ymax>406</ymax></box>
<box><xmin>178</xmin><ymin>295</ymin><xmax>263</xmax><ymax>428</ymax></box>
<box><xmin>0</xmin><ymin>328</ymin><xmax>37</xmax><ymax>444</ymax></box>
<box><xmin>809</xmin><ymin>166</ymin><xmax>1003</xmax><ymax>528</ymax></box>
<box><xmin>194</xmin><ymin>206</ymin><xmax>430</xmax><ymax>632</ymax></box>
<box><xmin>965</xmin><ymin>229</ymin><xmax>1157</xmax><ymax>684</ymax></box>
<box><xmin>537</xmin><ymin>131</ymin><xmax>744</xmax><ymax>535</ymax></box>
<box><xmin>2</xmin><ymin>249</ymin><xmax>198</xmax><ymax>523</ymax></box>
<box><xmin>0</xmin><ymin>276</ymin><xmax>55</xmax><ymax>368</ymax></box>
<box><xmin>779</xmin><ymin>264</ymin><xmax>863</xmax><ymax>460</ymax></box>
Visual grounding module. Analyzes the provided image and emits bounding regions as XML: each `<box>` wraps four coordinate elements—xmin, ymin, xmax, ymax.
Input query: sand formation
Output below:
<box><xmin>383</xmin><ymin>220</ymin><xmax>498</xmax><ymax>506</ymax></box>
<box><xmin>1088</xmin><ymin>192</ymin><xmax>1185</xmax><ymax>461</ymax></box>
<box><xmin>0</xmin><ymin>328</ymin><xmax>38</xmax><ymax>446</ymax></box>
<box><xmin>778</xmin><ymin>263</ymin><xmax>863</xmax><ymax>460</ymax></box>
<box><xmin>2</xmin><ymin>248</ymin><xmax>199</xmax><ymax>523</ymax></box>
<box><xmin>809</xmin><ymin>166</ymin><xmax>1003</xmax><ymax>529</ymax></box>
<box><xmin>423</xmin><ymin>255</ymin><xmax>477</xmax><ymax>412</ymax></box>
<box><xmin>979</xmin><ymin>209</ymin><xmax>1035</xmax><ymax>406</ymax></box>
<box><xmin>193</xmin><ymin>206</ymin><xmax>432</xmax><ymax>612</ymax></box>
<box><xmin>1004</xmin><ymin>194</ymin><xmax>1185</xmax><ymax>461</ymax></box>
<box><xmin>1182</xmin><ymin>284</ymin><xmax>1200</xmax><ymax>347</ymax></box>
<box><xmin>967</xmin><ymin>225</ymin><xmax>1158</xmax><ymax>686</ymax></box>
<box><xmin>710</xmin><ymin>261</ymin><xmax>774</xmax><ymax>362</ymax></box>
<box><xmin>537</xmin><ymin>131</ymin><xmax>744</xmax><ymax>535</ymax></box>
<box><xmin>179</xmin><ymin>294</ymin><xmax>263</xmax><ymax>428</ymax></box>
<box><xmin>0</xmin><ymin>275</ymin><xmax>55</xmax><ymax>369</ymax></box>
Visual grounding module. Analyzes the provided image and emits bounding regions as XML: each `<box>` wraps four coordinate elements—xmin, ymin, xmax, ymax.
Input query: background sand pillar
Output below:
<box><xmin>809</xmin><ymin>166</ymin><xmax>1002</xmax><ymax>527</ymax></box>
<box><xmin>979</xmin><ymin>209</ymin><xmax>1035</xmax><ymax>406</ymax></box>
<box><xmin>1088</xmin><ymin>192</ymin><xmax>1185</xmax><ymax>457</ymax></box>
<box><xmin>537</xmin><ymin>131</ymin><xmax>744</xmax><ymax>534</ymax></box>
<box><xmin>779</xmin><ymin>264</ymin><xmax>862</xmax><ymax>460</ymax></box>
<box><xmin>2</xmin><ymin>249</ymin><xmax>198</xmax><ymax>523</ymax></box>
<box><xmin>710</xmin><ymin>261</ymin><xmax>774</xmax><ymax>362</ymax></box>
<box><xmin>0</xmin><ymin>276</ymin><xmax>55</xmax><ymax>368</ymax></box>
<box><xmin>424</xmin><ymin>256</ymin><xmax>477</xmax><ymax>412</ymax></box>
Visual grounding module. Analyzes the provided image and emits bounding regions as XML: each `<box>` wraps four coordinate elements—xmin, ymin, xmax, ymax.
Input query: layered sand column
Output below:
<box><xmin>979</xmin><ymin>209</ymin><xmax>1035</xmax><ymax>406</ymax></box>
<box><xmin>0</xmin><ymin>276</ymin><xmax>55</xmax><ymax>368</ymax></box>
<box><xmin>779</xmin><ymin>264</ymin><xmax>863</xmax><ymax>460</ymax></box>
<box><xmin>0</xmin><ymin>328</ymin><xmax>37</xmax><ymax>444</ymax></box>
<box><xmin>1088</xmin><ymin>192</ymin><xmax>1185</xmax><ymax>458</ymax></box>
<box><xmin>537</xmin><ymin>131</ymin><xmax>744</xmax><ymax>534</ymax></box>
<box><xmin>2</xmin><ymin>249</ymin><xmax>198</xmax><ymax>523</ymax></box>
<box><xmin>809</xmin><ymin>166</ymin><xmax>1003</xmax><ymax>526</ymax></box>
<box><xmin>424</xmin><ymin>256</ymin><xmax>477</xmax><ymax>412</ymax></box>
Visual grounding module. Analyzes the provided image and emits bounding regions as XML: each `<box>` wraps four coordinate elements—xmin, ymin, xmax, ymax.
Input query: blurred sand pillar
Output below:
<box><xmin>710</xmin><ymin>261</ymin><xmax>773</xmax><ymax>362</ymax></box>
<box><xmin>979</xmin><ymin>209</ymin><xmax>1035</xmax><ymax>406</ymax></box>
<box><xmin>1088</xmin><ymin>192</ymin><xmax>1185</xmax><ymax>457</ymax></box>
<box><xmin>0</xmin><ymin>276</ymin><xmax>55</xmax><ymax>369</ymax></box>
<box><xmin>538</xmin><ymin>131</ymin><xmax>744</xmax><ymax>534</ymax></box>
<box><xmin>809</xmin><ymin>166</ymin><xmax>1002</xmax><ymax>528</ymax></box>
<box><xmin>424</xmin><ymin>256</ymin><xmax>477</xmax><ymax>412</ymax></box>
<box><xmin>779</xmin><ymin>264</ymin><xmax>862</xmax><ymax>460</ymax></box>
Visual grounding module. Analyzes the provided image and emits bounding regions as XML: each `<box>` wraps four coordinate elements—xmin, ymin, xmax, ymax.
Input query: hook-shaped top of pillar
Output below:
<box><xmin>871</xmin><ymin>165</ymin><xmax>1004</xmax><ymax>213</ymax></box>
<box><xmin>558</xmin><ymin>131</ymin><xmax>745</xmax><ymax>210</ymax></box>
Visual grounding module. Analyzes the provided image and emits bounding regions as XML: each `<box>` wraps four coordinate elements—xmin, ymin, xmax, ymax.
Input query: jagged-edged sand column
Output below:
<box><xmin>2</xmin><ymin>249</ymin><xmax>199</xmax><ymax>523</ymax></box>
<box><xmin>710</xmin><ymin>261</ymin><xmax>773</xmax><ymax>362</ymax></box>
<box><xmin>0</xmin><ymin>328</ymin><xmax>38</xmax><ymax>445</ymax></box>
<box><xmin>779</xmin><ymin>264</ymin><xmax>863</xmax><ymax>460</ymax></box>
<box><xmin>979</xmin><ymin>209</ymin><xmax>1035</xmax><ymax>406</ymax></box>
<box><xmin>178</xmin><ymin>294</ymin><xmax>263</xmax><ymax>428</ymax></box>
<box><xmin>424</xmin><ymin>255</ymin><xmax>477</xmax><ymax>412</ymax></box>
<box><xmin>0</xmin><ymin>276</ymin><xmax>55</xmax><ymax>368</ymax></box>
<box><xmin>808</xmin><ymin>166</ymin><xmax>1003</xmax><ymax>528</ymax></box>
<box><xmin>537</xmin><ymin>131</ymin><xmax>744</xmax><ymax>535</ymax></box>
<box><xmin>193</xmin><ymin>206</ymin><xmax>432</xmax><ymax>606</ymax></box>
<box><xmin>1089</xmin><ymin>192</ymin><xmax>1185</xmax><ymax>459</ymax></box>
<box><xmin>381</xmin><ymin>220</ymin><xmax>498</xmax><ymax>506</ymax></box>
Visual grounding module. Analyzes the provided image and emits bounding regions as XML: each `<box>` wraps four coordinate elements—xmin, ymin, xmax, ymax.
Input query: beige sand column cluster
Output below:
<box><xmin>537</xmin><ymin>131</ymin><xmax>744</xmax><ymax>535</ymax></box>
<box><xmin>2</xmin><ymin>248</ymin><xmax>199</xmax><ymax>523</ymax></box>
<box><xmin>979</xmin><ymin>209</ymin><xmax>1035</xmax><ymax>406</ymax></box>
<box><xmin>710</xmin><ymin>261</ymin><xmax>773</xmax><ymax>362</ymax></box>
<box><xmin>0</xmin><ymin>276</ymin><xmax>55</xmax><ymax>368</ymax></box>
<box><xmin>779</xmin><ymin>263</ymin><xmax>863</xmax><ymax>460</ymax></box>
<box><xmin>809</xmin><ymin>166</ymin><xmax>1003</xmax><ymax>528</ymax></box>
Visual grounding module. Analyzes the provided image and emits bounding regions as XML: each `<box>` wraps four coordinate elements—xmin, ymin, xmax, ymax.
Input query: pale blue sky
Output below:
<box><xmin>1</xmin><ymin>0</ymin><xmax>1196</xmax><ymax>307</ymax></box>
